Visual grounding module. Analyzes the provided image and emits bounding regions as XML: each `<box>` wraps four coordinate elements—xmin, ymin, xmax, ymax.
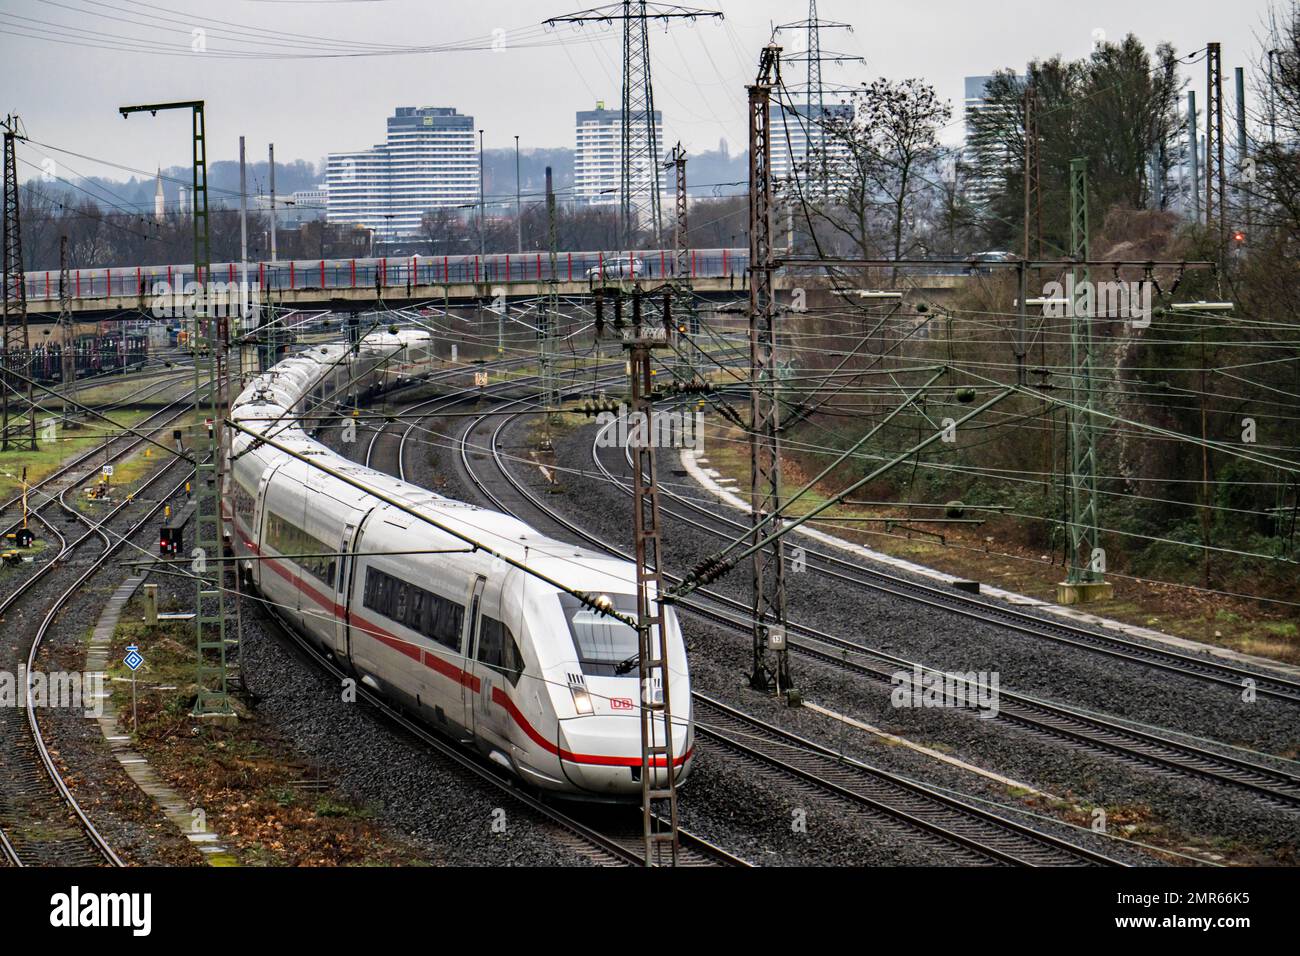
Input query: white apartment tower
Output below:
<box><xmin>573</xmin><ymin>102</ymin><xmax>664</xmax><ymax>211</ymax></box>
<box><xmin>962</xmin><ymin>74</ymin><xmax>1018</xmax><ymax>206</ymax></box>
<box><xmin>768</xmin><ymin>102</ymin><xmax>854</xmax><ymax>190</ymax></box>
<box><xmin>327</xmin><ymin>107</ymin><xmax>480</xmax><ymax>238</ymax></box>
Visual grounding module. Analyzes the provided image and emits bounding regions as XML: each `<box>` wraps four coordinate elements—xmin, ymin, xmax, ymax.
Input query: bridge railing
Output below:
<box><xmin>22</xmin><ymin>248</ymin><xmax>749</xmax><ymax>303</ymax></box>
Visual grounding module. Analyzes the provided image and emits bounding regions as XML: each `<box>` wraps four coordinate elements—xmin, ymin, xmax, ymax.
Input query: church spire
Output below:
<box><xmin>154</xmin><ymin>168</ymin><xmax>165</xmax><ymax>222</ymax></box>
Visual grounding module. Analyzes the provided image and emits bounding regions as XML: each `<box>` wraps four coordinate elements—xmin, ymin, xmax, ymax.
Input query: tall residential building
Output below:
<box><xmin>291</xmin><ymin>187</ymin><xmax>328</xmax><ymax>221</ymax></box>
<box><xmin>573</xmin><ymin>101</ymin><xmax>663</xmax><ymax>213</ymax></box>
<box><xmin>769</xmin><ymin>102</ymin><xmax>854</xmax><ymax>190</ymax></box>
<box><xmin>327</xmin><ymin>107</ymin><xmax>480</xmax><ymax>238</ymax></box>
<box><xmin>963</xmin><ymin>75</ymin><xmax>1003</xmax><ymax>131</ymax></box>
<box><xmin>962</xmin><ymin>73</ymin><xmax>1019</xmax><ymax>205</ymax></box>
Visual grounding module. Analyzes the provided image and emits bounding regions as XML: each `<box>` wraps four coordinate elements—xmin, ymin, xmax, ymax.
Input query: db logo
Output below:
<box><xmin>610</xmin><ymin>697</ymin><xmax>634</xmax><ymax>710</ymax></box>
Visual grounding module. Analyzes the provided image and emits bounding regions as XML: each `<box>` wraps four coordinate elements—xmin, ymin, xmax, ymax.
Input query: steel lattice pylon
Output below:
<box><xmin>670</xmin><ymin>143</ymin><xmax>688</xmax><ymax>281</ymax></box>
<box><xmin>545</xmin><ymin>4</ymin><xmax>721</xmax><ymax>248</ymax></box>
<box><xmin>667</xmin><ymin>143</ymin><xmax>697</xmax><ymax>372</ymax></box>
<box><xmin>58</xmin><ymin>235</ymin><xmax>77</xmax><ymax>424</ymax></box>
<box><xmin>1065</xmin><ymin>158</ymin><xmax>1104</xmax><ymax>587</ymax></box>
<box><xmin>189</xmin><ymin>104</ymin><xmax>234</xmax><ymax>716</ymax></box>
<box><xmin>748</xmin><ymin>44</ymin><xmax>792</xmax><ymax>692</ymax></box>
<box><xmin>1023</xmin><ymin>85</ymin><xmax>1043</xmax><ymax>262</ymax></box>
<box><xmin>1205</xmin><ymin>42</ymin><xmax>1227</xmax><ymax>255</ymax></box>
<box><xmin>2</xmin><ymin>117</ymin><xmax>37</xmax><ymax>452</ymax></box>
<box><xmin>626</xmin><ymin>332</ymin><xmax>681</xmax><ymax>865</ymax></box>
<box><xmin>774</xmin><ymin>2</ymin><xmax>861</xmax><ymax>198</ymax></box>
<box><xmin>806</xmin><ymin>0</ymin><xmax>823</xmax><ymax>117</ymax></box>
<box><xmin>621</xmin><ymin>1</ymin><xmax>661</xmax><ymax>244</ymax></box>
<box><xmin>540</xmin><ymin>165</ymin><xmax>560</xmax><ymax>425</ymax></box>
<box><xmin>121</xmin><ymin>100</ymin><xmax>233</xmax><ymax>717</ymax></box>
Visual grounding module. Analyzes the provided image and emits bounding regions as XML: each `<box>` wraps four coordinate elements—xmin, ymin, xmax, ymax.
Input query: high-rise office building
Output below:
<box><xmin>962</xmin><ymin>74</ymin><xmax>1019</xmax><ymax>205</ymax></box>
<box><xmin>768</xmin><ymin>102</ymin><xmax>854</xmax><ymax>190</ymax></box>
<box><xmin>573</xmin><ymin>101</ymin><xmax>664</xmax><ymax>212</ymax></box>
<box><xmin>327</xmin><ymin>107</ymin><xmax>480</xmax><ymax>238</ymax></box>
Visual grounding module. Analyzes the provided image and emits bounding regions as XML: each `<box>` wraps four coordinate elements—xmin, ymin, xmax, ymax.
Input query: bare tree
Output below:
<box><xmin>1253</xmin><ymin>1</ymin><xmax>1300</xmax><ymax>243</ymax></box>
<box><xmin>797</xmin><ymin>78</ymin><xmax>951</xmax><ymax>262</ymax></box>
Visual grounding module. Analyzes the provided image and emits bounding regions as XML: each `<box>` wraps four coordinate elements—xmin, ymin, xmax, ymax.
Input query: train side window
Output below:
<box><xmin>266</xmin><ymin>508</ymin><xmax>334</xmax><ymax>588</ymax></box>
<box><xmin>421</xmin><ymin>592</ymin><xmax>436</xmax><ymax>640</ymax></box>
<box><xmin>503</xmin><ymin>627</ymin><xmax>524</xmax><ymax>687</ymax></box>
<box><xmin>446</xmin><ymin>602</ymin><xmax>465</xmax><ymax>652</ymax></box>
<box><xmin>363</xmin><ymin>568</ymin><xmax>464</xmax><ymax>654</ymax></box>
<box><xmin>478</xmin><ymin>619</ymin><xmax>521</xmax><ymax>687</ymax></box>
<box><xmin>435</xmin><ymin>595</ymin><xmax>465</xmax><ymax>653</ymax></box>
<box><xmin>478</xmin><ymin>617</ymin><xmax>505</xmax><ymax>671</ymax></box>
<box><xmin>427</xmin><ymin>596</ymin><xmax>442</xmax><ymax>642</ymax></box>
<box><xmin>409</xmin><ymin>589</ymin><xmax>425</xmax><ymax>633</ymax></box>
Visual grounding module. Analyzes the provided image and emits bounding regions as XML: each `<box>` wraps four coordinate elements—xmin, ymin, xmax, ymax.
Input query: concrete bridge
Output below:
<box><xmin>20</xmin><ymin>247</ymin><xmax>975</xmax><ymax>321</ymax></box>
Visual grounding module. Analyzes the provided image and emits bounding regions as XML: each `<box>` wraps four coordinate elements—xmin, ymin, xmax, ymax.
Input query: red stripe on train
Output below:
<box><xmin>236</xmin><ymin>525</ymin><xmax>686</xmax><ymax>768</ymax></box>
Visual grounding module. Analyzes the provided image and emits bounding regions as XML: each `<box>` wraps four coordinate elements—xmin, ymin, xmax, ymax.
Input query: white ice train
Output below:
<box><xmin>225</xmin><ymin>330</ymin><xmax>693</xmax><ymax>798</ymax></box>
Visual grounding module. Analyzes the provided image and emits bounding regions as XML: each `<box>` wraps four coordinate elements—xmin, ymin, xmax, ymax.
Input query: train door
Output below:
<box><xmin>461</xmin><ymin>575</ymin><xmax>486</xmax><ymax>735</ymax></box>
<box><xmin>252</xmin><ymin>470</ymin><xmax>276</xmax><ymax>591</ymax></box>
<box><xmin>468</xmin><ymin>581</ymin><xmax>512</xmax><ymax>753</ymax></box>
<box><xmin>333</xmin><ymin>519</ymin><xmax>359</xmax><ymax>660</ymax></box>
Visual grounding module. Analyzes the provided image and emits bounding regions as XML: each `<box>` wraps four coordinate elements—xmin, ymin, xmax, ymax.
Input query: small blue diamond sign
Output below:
<box><xmin>124</xmin><ymin>645</ymin><xmax>144</xmax><ymax>672</ymax></box>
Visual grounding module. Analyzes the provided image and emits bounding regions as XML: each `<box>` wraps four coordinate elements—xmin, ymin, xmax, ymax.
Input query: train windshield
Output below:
<box><xmin>557</xmin><ymin>593</ymin><xmax>649</xmax><ymax>677</ymax></box>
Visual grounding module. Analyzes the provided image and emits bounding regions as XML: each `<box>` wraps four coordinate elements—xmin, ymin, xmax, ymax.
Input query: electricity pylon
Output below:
<box><xmin>1060</xmin><ymin>158</ymin><xmax>1110</xmax><ymax>604</ymax></box>
<box><xmin>2</xmin><ymin>115</ymin><xmax>37</xmax><ymax>451</ymax></box>
<box><xmin>747</xmin><ymin>44</ymin><xmax>793</xmax><ymax>694</ymax></box>
<box><xmin>58</xmin><ymin>235</ymin><xmax>78</xmax><ymax>425</ymax></box>
<box><xmin>540</xmin><ymin>165</ymin><xmax>560</xmax><ymax>432</ymax></box>
<box><xmin>1205</xmin><ymin>42</ymin><xmax>1227</xmax><ymax>257</ymax></box>
<box><xmin>774</xmin><ymin>1</ymin><xmax>862</xmax><ymax>197</ymax></box>
<box><xmin>121</xmin><ymin>100</ymin><xmax>234</xmax><ymax>716</ymax></box>
<box><xmin>545</xmin><ymin>2</ymin><xmax>722</xmax><ymax>247</ymax></box>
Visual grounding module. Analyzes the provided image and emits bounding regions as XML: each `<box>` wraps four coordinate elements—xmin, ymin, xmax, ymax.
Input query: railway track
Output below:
<box><xmin>0</xmin><ymin>374</ymin><xmax>199</xmax><ymax>866</ymax></box>
<box><xmin>593</xmin><ymin>418</ymin><xmax>1300</xmax><ymax>812</ymax></box>
<box><xmin>45</xmin><ymin>366</ymin><xmax>192</xmax><ymax>415</ymax></box>
<box><xmin>693</xmin><ymin>694</ymin><xmax>1121</xmax><ymax>866</ymax></box>
<box><xmin>260</xmin><ymin>604</ymin><xmax>744</xmax><ymax>867</ymax></box>
<box><xmin>0</xmin><ymin>383</ymin><xmax>203</xmax><ymax>543</ymax></box>
<box><xmin>0</xmin><ymin>438</ymin><xmax>195</xmax><ymax>866</ymax></box>
<box><xmin>616</xmin><ymin>434</ymin><xmax>1300</xmax><ymax>706</ymax></box>
<box><xmin>598</xmin><ymin>426</ymin><xmax>1300</xmax><ymax>808</ymax></box>
<box><xmin>453</xmin><ymin>404</ymin><xmax>1300</xmax><ymax>817</ymax></box>
<box><xmin>328</xmin><ymin>372</ymin><xmax>747</xmax><ymax>866</ymax></box>
<box><xmin>431</xmin><ymin>397</ymin><xmax>1132</xmax><ymax>865</ymax></box>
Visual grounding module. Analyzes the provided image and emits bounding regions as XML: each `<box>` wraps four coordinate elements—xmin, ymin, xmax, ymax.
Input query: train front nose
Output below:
<box><xmin>557</xmin><ymin>715</ymin><xmax>693</xmax><ymax>797</ymax></box>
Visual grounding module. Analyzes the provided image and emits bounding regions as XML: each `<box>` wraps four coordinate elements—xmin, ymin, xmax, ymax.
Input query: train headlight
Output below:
<box><xmin>569</xmin><ymin>683</ymin><xmax>595</xmax><ymax>715</ymax></box>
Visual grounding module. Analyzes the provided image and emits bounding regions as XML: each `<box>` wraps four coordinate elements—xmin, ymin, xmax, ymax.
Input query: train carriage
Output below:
<box><xmin>226</xmin><ymin>329</ymin><xmax>691</xmax><ymax>799</ymax></box>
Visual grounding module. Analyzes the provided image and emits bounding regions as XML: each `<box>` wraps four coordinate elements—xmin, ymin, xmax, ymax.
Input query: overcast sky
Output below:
<box><xmin>0</xmin><ymin>0</ymin><xmax>1281</xmax><ymax>187</ymax></box>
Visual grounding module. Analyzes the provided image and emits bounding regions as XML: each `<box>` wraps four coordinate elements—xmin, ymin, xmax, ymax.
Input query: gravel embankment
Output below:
<box><xmin>447</xmin><ymin>414</ymin><xmax>1298</xmax><ymax>865</ymax></box>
